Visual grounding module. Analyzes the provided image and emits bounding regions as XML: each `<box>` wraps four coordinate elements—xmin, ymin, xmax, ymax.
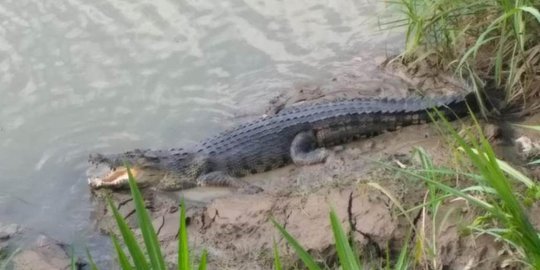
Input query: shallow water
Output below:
<box><xmin>0</xmin><ymin>0</ymin><xmax>402</xmax><ymax>246</ymax></box>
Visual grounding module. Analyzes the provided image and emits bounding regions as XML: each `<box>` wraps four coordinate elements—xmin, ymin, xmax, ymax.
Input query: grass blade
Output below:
<box><xmin>125</xmin><ymin>167</ymin><xmax>167</xmax><ymax>270</ymax></box>
<box><xmin>514</xmin><ymin>124</ymin><xmax>540</xmax><ymax>132</ymax></box>
<box><xmin>178</xmin><ymin>199</ymin><xmax>191</xmax><ymax>269</ymax></box>
<box><xmin>271</xmin><ymin>218</ymin><xmax>322</xmax><ymax>270</ymax></box>
<box><xmin>329</xmin><ymin>208</ymin><xmax>361</xmax><ymax>270</ymax></box>
<box><xmin>85</xmin><ymin>249</ymin><xmax>99</xmax><ymax>270</ymax></box>
<box><xmin>107</xmin><ymin>198</ymin><xmax>149</xmax><ymax>269</ymax></box>
<box><xmin>273</xmin><ymin>239</ymin><xmax>283</xmax><ymax>270</ymax></box>
<box><xmin>461</xmin><ymin>147</ymin><xmax>535</xmax><ymax>187</ymax></box>
<box><xmin>529</xmin><ymin>159</ymin><xmax>540</xmax><ymax>165</ymax></box>
<box><xmin>197</xmin><ymin>250</ymin><xmax>207</xmax><ymax>270</ymax></box>
<box><xmin>394</xmin><ymin>230</ymin><xmax>412</xmax><ymax>270</ymax></box>
<box><xmin>70</xmin><ymin>247</ymin><xmax>77</xmax><ymax>270</ymax></box>
<box><xmin>518</xmin><ymin>6</ymin><xmax>540</xmax><ymax>23</ymax></box>
<box><xmin>111</xmin><ymin>236</ymin><xmax>134</xmax><ymax>270</ymax></box>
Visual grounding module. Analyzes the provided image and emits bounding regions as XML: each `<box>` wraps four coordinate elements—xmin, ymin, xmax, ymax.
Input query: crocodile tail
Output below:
<box><xmin>427</xmin><ymin>91</ymin><xmax>479</xmax><ymax>121</ymax></box>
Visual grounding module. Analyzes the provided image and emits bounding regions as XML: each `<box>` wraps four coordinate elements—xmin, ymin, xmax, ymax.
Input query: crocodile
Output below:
<box><xmin>88</xmin><ymin>92</ymin><xmax>480</xmax><ymax>193</ymax></box>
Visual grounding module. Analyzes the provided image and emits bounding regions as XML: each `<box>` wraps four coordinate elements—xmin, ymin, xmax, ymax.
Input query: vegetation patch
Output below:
<box><xmin>390</xmin><ymin>0</ymin><xmax>540</xmax><ymax>113</ymax></box>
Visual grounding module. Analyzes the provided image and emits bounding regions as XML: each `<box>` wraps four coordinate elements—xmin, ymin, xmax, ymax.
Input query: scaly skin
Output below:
<box><xmin>88</xmin><ymin>92</ymin><xmax>478</xmax><ymax>192</ymax></box>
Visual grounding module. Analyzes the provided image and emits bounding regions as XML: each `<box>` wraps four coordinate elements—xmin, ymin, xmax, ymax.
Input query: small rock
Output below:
<box><xmin>12</xmin><ymin>235</ymin><xmax>75</xmax><ymax>270</ymax></box>
<box><xmin>0</xmin><ymin>223</ymin><xmax>20</xmax><ymax>240</ymax></box>
<box><xmin>515</xmin><ymin>136</ymin><xmax>540</xmax><ymax>160</ymax></box>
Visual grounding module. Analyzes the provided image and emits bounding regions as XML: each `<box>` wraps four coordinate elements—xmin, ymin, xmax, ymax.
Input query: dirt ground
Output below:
<box><xmin>88</xmin><ymin>55</ymin><xmax>539</xmax><ymax>270</ymax></box>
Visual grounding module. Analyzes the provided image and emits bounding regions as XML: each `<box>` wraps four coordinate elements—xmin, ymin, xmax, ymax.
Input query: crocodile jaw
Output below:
<box><xmin>88</xmin><ymin>166</ymin><xmax>139</xmax><ymax>188</ymax></box>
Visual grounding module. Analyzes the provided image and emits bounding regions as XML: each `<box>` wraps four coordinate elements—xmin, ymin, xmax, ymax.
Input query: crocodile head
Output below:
<box><xmin>87</xmin><ymin>148</ymin><xmax>207</xmax><ymax>191</ymax></box>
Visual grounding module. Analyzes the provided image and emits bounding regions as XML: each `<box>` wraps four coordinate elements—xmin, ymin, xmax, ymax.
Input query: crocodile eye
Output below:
<box><xmin>143</xmin><ymin>151</ymin><xmax>158</xmax><ymax>159</ymax></box>
<box><xmin>136</xmin><ymin>157</ymin><xmax>154</xmax><ymax>166</ymax></box>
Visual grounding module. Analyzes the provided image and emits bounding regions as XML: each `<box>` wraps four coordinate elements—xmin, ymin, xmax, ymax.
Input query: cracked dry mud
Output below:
<box><xmin>91</xmin><ymin>56</ymin><xmax>535</xmax><ymax>269</ymax></box>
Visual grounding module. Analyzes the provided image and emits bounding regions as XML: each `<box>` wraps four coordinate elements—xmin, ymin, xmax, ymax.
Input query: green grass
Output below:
<box><xmin>439</xmin><ymin>112</ymin><xmax>540</xmax><ymax>267</ymax></box>
<box><xmin>359</xmin><ymin>104</ymin><xmax>540</xmax><ymax>268</ymax></box>
<box><xmin>272</xmin><ymin>208</ymin><xmax>363</xmax><ymax>270</ymax></box>
<box><xmin>388</xmin><ymin>110</ymin><xmax>540</xmax><ymax>268</ymax></box>
<box><xmin>272</xmin><ymin>206</ymin><xmax>418</xmax><ymax>269</ymax></box>
<box><xmin>389</xmin><ymin>0</ymin><xmax>540</xmax><ymax>112</ymax></box>
<box><xmin>83</xmin><ymin>166</ymin><xmax>207</xmax><ymax>270</ymax></box>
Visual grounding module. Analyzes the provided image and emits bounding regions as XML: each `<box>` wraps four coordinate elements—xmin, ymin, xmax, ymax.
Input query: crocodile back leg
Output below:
<box><xmin>290</xmin><ymin>131</ymin><xmax>330</xmax><ymax>165</ymax></box>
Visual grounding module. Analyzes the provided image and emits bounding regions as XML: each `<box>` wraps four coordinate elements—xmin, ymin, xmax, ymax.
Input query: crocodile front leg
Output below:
<box><xmin>290</xmin><ymin>131</ymin><xmax>329</xmax><ymax>165</ymax></box>
<box><xmin>196</xmin><ymin>171</ymin><xmax>263</xmax><ymax>194</ymax></box>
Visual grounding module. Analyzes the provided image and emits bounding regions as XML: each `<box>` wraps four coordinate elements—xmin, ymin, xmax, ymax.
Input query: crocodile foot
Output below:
<box><xmin>291</xmin><ymin>131</ymin><xmax>329</xmax><ymax>165</ymax></box>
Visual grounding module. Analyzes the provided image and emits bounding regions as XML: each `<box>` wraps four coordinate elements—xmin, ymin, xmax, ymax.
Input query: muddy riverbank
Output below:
<box><xmin>85</xmin><ymin>57</ymin><xmax>540</xmax><ymax>269</ymax></box>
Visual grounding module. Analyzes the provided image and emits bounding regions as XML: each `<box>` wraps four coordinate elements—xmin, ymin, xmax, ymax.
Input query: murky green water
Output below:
<box><xmin>0</xmin><ymin>0</ymin><xmax>402</xmax><ymax>245</ymax></box>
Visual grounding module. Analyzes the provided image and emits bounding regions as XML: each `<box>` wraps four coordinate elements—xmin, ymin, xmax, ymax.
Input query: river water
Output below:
<box><xmin>0</xmin><ymin>0</ymin><xmax>402</xmax><ymax>250</ymax></box>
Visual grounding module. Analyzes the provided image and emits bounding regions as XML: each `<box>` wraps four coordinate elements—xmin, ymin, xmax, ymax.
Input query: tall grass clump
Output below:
<box><xmin>392</xmin><ymin>110</ymin><xmax>540</xmax><ymax>268</ymax></box>
<box><xmin>391</xmin><ymin>0</ymin><xmax>540</xmax><ymax>112</ymax></box>
<box><xmin>84</xmin><ymin>166</ymin><xmax>207</xmax><ymax>270</ymax></box>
